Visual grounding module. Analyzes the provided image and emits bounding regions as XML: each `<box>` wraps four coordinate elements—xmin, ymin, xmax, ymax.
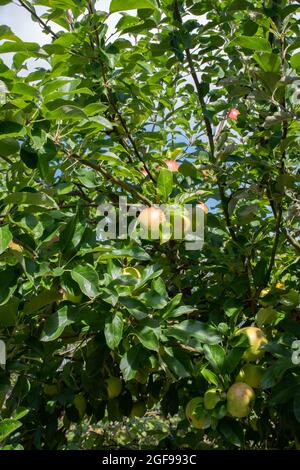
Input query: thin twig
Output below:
<box><xmin>173</xmin><ymin>1</ymin><xmax>236</xmax><ymax>241</ymax></box>
<box><xmin>63</xmin><ymin>149</ymin><xmax>152</xmax><ymax>206</ymax></box>
<box><xmin>282</xmin><ymin>229</ymin><xmax>300</xmax><ymax>253</ymax></box>
<box><xmin>18</xmin><ymin>0</ymin><xmax>59</xmax><ymax>39</ymax></box>
<box><xmin>102</xmin><ymin>70</ymin><xmax>156</xmax><ymax>183</ymax></box>
<box><xmin>0</xmin><ymin>155</ymin><xmax>12</xmax><ymax>165</ymax></box>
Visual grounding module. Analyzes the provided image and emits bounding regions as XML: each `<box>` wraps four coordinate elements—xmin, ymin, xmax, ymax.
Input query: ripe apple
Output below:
<box><xmin>236</xmin><ymin>364</ymin><xmax>265</xmax><ymax>389</ymax></box>
<box><xmin>122</xmin><ymin>267</ymin><xmax>141</xmax><ymax>279</ymax></box>
<box><xmin>106</xmin><ymin>377</ymin><xmax>122</xmax><ymax>399</ymax></box>
<box><xmin>137</xmin><ymin>207</ymin><xmax>166</xmax><ymax>239</ymax></box>
<box><xmin>236</xmin><ymin>326</ymin><xmax>268</xmax><ymax>362</ymax></box>
<box><xmin>130</xmin><ymin>401</ymin><xmax>146</xmax><ymax>417</ymax></box>
<box><xmin>185</xmin><ymin>397</ymin><xmax>211</xmax><ymax>429</ymax></box>
<box><xmin>197</xmin><ymin>201</ymin><xmax>209</xmax><ymax>215</ymax></box>
<box><xmin>165</xmin><ymin>160</ymin><xmax>180</xmax><ymax>172</ymax></box>
<box><xmin>228</xmin><ymin>108</ymin><xmax>240</xmax><ymax>120</ymax></box>
<box><xmin>227</xmin><ymin>382</ymin><xmax>255</xmax><ymax>418</ymax></box>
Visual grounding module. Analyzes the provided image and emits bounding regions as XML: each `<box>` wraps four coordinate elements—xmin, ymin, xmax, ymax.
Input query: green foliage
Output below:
<box><xmin>0</xmin><ymin>0</ymin><xmax>299</xmax><ymax>450</ymax></box>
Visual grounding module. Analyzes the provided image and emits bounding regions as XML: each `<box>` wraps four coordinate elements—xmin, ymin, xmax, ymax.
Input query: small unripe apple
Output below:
<box><xmin>227</xmin><ymin>382</ymin><xmax>255</xmax><ymax>418</ymax></box>
<box><xmin>236</xmin><ymin>326</ymin><xmax>268</xmax><ymax>362</ymax></box>
<box><xmin>165</xmin><ymin>160</ymin><xmax>180</xmax><ymax>172</ymax></box>
<box><xmin>228</xmin><ymin>108</ymin><xmax>240</xmax><ymax>120</ymax></box>
<box><xmin>43</xmin><ymin>383</ymin><xmax>61</xmax><ymax>397</ymax></box>
<box><xmin>236</xmin><ymin>364</ymin><xmax>265</xmax><ymax>389</ymax></box>
<box><xmin>137</xmin><ymin>207</ymin><xmax>166</xmax><ymax>239</ymax></box>
<box><xmin>185</xmin><ymin>397</ymin><xmax>211</xmax><ymax>429</ymax></box>
<box><xmin>130</xmin><ymin>401</ymin><xmax>146</xmax><ymax>418</ymax></box>
<box><xmin>204</xmin><ymin>388</ymin><xmax>222</xmax><ymax>410</ymax></box>
<box><xmin>106</xmin><ymin>377</ymin><xmax>122</xmax><ymax>399</ymax></box>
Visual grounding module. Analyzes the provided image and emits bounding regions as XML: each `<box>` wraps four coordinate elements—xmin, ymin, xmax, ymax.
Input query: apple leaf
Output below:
<box><xmin>0</xmin><ymin>225</ymin><xmax>12</xmax><ymax>255</ymax></box>
<box><xmin>157</xmin><ymin>168</ymin><xmax>173</xmax><ymax>201</ymax></box>
<box><xmin>71</xmin><ymin>265</ymin><xmax>99</xmax><ymax>298</ymax></box>
<box><xmin>110</xmin><ymin>0</ymin><xmax>157</xmax><ymax>13</ymax></box>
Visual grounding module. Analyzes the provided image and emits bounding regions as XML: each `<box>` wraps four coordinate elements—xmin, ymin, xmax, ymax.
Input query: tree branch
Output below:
<box><xmin>173</xmin><ymin>1</ymin><xmax>236</xmax><ymax>241</ymax></box>
<box><xmin>0</xmin><ymin>155</ymin><xmax>12</xmax><ymax>165</ymax></box>
<box><xmin>63</xmin><ymin>149</ymin><xmax>152</xmax><ymax>206</ymax></box>
<box><xmin>282</xmin><ymin>228</ymin><xmax>300</xmax><ymax>253</ymax></box>
<box><xmin>18</xmin><ymin>0</ymin><xmax>59</xmax><ymax>39</ymax></box>
<box><xmin>264</xmin><ymin>206</ymin><xmax>283</xmax><ymax>287</ymax></box>
<box><xmin>260</xmin><ymin>33</ymin><xmax>287</xmax><ymax>291</ymax></box>
<box><xmin>101</xmin><ymin>69</ymin><xmax>156</xmax><ymax>183</ymax></box>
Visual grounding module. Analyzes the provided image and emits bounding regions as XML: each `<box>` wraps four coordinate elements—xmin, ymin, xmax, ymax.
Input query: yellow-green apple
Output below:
<box><xmin>185</xmin><ymin>397</ymin><xmax>211</xmax><ymax>429</ymax></box>
<box><xmin>227</xmin><ymin>382</ymin><xmax>255</xmax><ymax>418</ymax></box>
<box><xmin>106</xmin><ymin>377</ymin><xmax>122</xmax><ymax>399</ymax></box>
<box><xmin>236</xmin><ymin>326</ymin><xmax>268</xmax><ymax>362</ymax></box>
<box><xmin>236</xmin><ymin>364</ymin><xmax>265</xmax><ymax>389</ymax></box>
<box><xmin>204</xmin><ymin>388</ymin><xmax>223</xmax><ymax>410</ymax></box>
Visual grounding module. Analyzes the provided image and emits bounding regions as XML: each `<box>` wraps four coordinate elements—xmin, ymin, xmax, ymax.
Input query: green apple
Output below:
<box><xmin>236</xmin><ymin>326</ymin><xmax>268</xmax><ymax>362</ymax></box>
<box><xmin>106</xmin><ymin>377</ymin><xmax>122</xmax><ymax>399</ymax></box>
<box><xmin>204</xmin><ymin>388</ymin><xmax>222</xmax><ymax>410</ymax></box>
<box><xmin>130</xmin><ymin>401</ymin><xmax>146</xmax><ymax>417</ymax></box>
<box><xmin>236</xmin><ymin>364</ymin><xmax>265</xmax><ymax>389</ymax></box>
<box><xmin>185</xmin><ymin>397</ymin><xmax>211</xmax><ymax>429</ymax></box>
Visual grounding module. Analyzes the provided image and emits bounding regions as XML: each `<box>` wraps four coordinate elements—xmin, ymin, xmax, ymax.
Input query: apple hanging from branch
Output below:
<box><xmin>137</xmin><ymin>207</ymin><xmax>166</xmax><ymax>239</ymax></box>
<box><xmin>165</xmin><ymin>160</ymin><xmax>180</xmax><ymax>172</ymax></box>
<box><xmin>228</xmin><ymin>108</ymin><xmax>240</xmax><ymax>120</ymax></box>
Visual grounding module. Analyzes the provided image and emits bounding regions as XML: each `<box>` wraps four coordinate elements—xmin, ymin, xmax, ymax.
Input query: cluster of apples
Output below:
<box><xmin>105</xmin><ymin>376</ymin><xmax>146</xmax><ymax>417</ymax></box>
<box><xmin>136</xmin><ymin>202</ymin><xmax>208</xmax><ymax>240</ymax></box>
<box><xmin>137</xmin><ymin>155</ymin><xmax>209</xmax><ymax>238</ymax></box>
<box><xmin>185</xmin><ymin>327</ymin><xmax>268</xmax><ymax>428</ymax></box>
